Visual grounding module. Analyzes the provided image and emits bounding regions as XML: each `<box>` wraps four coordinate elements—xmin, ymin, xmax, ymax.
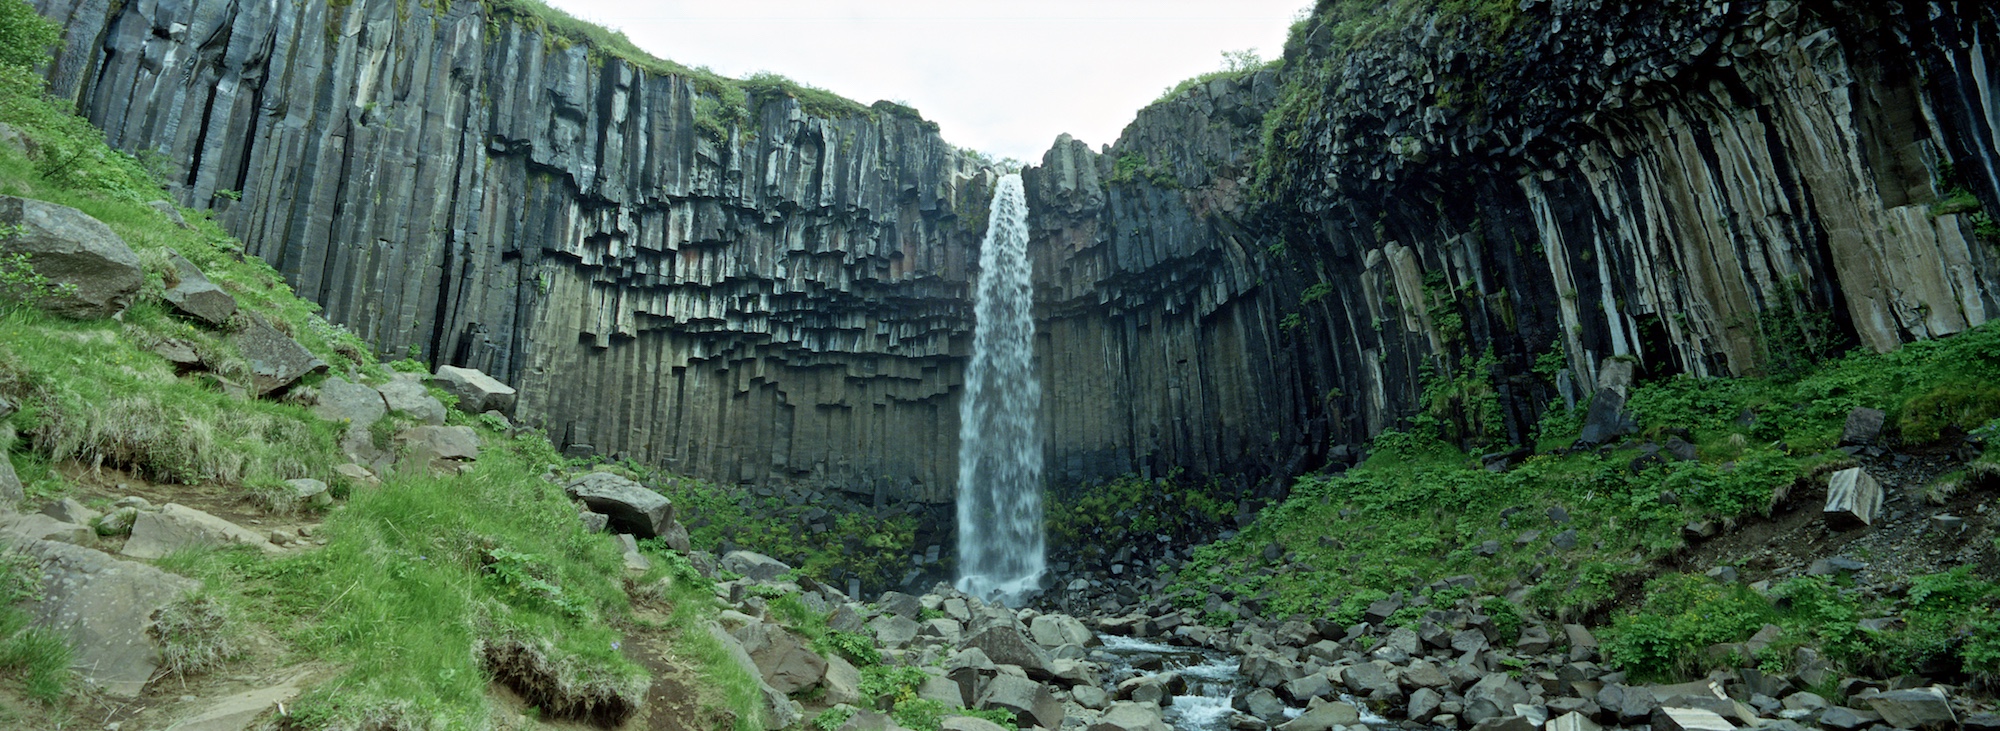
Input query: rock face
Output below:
<box><xmin>32</xmin><ymin>0</ymin><xmax>2000</xmax><ymax>506</ymax></box>
<box><xmin>31</xmin><ymin>0</ymin><xmax>988</xmax><ymax>504</ymax></box>
<box><xmin>0</xmin><ymin>196</ymin><xmax>144</xmax><ymax>318</ymax></box>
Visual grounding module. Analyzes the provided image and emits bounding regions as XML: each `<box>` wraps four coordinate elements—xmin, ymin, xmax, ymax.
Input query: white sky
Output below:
<box><xmin>539</xmin><ymin>0</ymin><xmax>1306</xmax><ymax>162</ymax></box>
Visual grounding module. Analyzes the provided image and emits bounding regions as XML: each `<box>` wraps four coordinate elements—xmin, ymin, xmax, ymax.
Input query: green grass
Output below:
<box><xmin>1601</xmin><ymin>569</ymin><xmax>2000</xmax><ymax>684</ymax></box>
<box><xmin>160</xmin><ymin>435</ymin><xmax>652</xmax><ymax>728</ymax></box>
<box><xmin>0</xmin><ymin>550</ymin><xmax>69</xmax><ymax>709</ymax></box>
<box><xmin>1171</xmin><ymin>320</ymin><xmax>2000</xmax><ymax>625</ymax></box>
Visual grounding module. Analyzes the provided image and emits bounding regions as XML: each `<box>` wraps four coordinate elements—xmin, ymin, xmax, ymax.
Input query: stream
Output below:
<box><xmin>1093</xmin><ymin>635</ymin><xmax>1395</xmax><ymax>730</ymax></box>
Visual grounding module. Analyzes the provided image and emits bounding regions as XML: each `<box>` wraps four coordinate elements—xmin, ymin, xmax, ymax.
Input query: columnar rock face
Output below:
<box><xmin>34</xmin><ymin>0</ymin><xmax>2000</xmax><ymax>506</ymax></box>
<box><xmin>1022</xmin><ymin>0</ymin><xmax>2000</xmax><ymax>491</ymax></box>
<box><xmin>32</xmin><ymin>0</ymin><xmax>992</xmax><ymax>501</ymax></box>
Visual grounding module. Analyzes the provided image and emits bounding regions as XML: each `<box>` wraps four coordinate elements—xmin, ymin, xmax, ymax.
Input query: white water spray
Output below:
<box><xmin>955</xmin><ymin>173</ymin><xmax>1043</xmax><ymax>605</ymax></box>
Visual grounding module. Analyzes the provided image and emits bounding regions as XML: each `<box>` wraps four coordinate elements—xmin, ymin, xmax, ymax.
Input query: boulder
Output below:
<box><xmin>943</xmin><ymin>717</ymin><xmax>1011</xmax><ymax>731</ymax></box>
<box><xmin>1236</xmin><ymin>687</ymin><xmax>1289</xmax><ymax>724</ymax></box>
<box><xmin>0</xmin><ymin>196</ymin><xmax>144</xmax><ymax>318</ymax></box>
<box><xmin>964</xmin><ymin>624</ymin><xmax>1056</xmax><ymax>680</ymax></box>
<box><xmin>1816</xmin><ymin>707</ymin><xmax>1880</xmax><ymax>731</ymax></box>
<box><xmin>1409</xmin><ymin>687</ymin><xmax>1445</xmax><ymax>722</ymax></box>
<box><xmin>378</xmin><ymin>375</ymin><xmax>447</xmax><ymax>425</ymax></box>
<box><xmin>1030</xmin><ymin>613</ymin><xmax>1094</xmax><ymax>648</ymax></box>
<box><xmin>1651</xmin><ymin>707</ymin><xmax>1736</xmax><ymax>731</ymax></box>
<box><xmin>1577</xmin><ymin>389</ymin><xmax>1637</xmax><ymax>445</ymax></box>
<box><xmin>39</xmin><ymin>497</ymin><xmax>99</xmax><ymax>526</ymax></box>
<box><xmin>921</xmin><ymin>674</ymin><xmax>968</xmax><ymax>708</ymax></box>
<box><xmin>314</xmin><ymin>376</ymin><xmax>387</xmax><ymax>430</ymax></box>
<box><xmin>1549</xmin><ymin>711</ymin><xmax>1603</xmax><ymax>731</ymax></box>
<box><xmin>1469</xmin><ymin>716</ymin><xmax>1537</xmax><ymax>731</ymax></box>
<box><xmin>566</xmin><ymin>472</ymin><xmax>676</xmax><ymax>539</ymax></box>
<box><xmin>721</xmin><ymin>549</ymin><xmax>793</xmax><ymax>581</ymax></box>
<box><xmin>1840</xmin><ymin>408</ymin><xmax>1886</xmax><ymax>446</ymax></box>
<box><xmin>976</xmin><ymin>674</ymin><xmax>1062</xmax><ymax>730</ymax></box>
<box><xmin>707</xmin><ymin>622</ymin><xmax>802</xmax><ymax>730</ymax></box>
<box><xmin>230</xmin><ymin>318</ymin><xmax>326</xmax><ymax>396</ymax></box>
<box><xmin>1093</xmin><ymin>701</ymin><xmax>1172</xmax><ymax>731</ymax></box>
<box><xmin>0</xmin><ymin>512</ymin><xmax>93</xmax><ymax>544</ymax></box>
<box><xmin>1342</xmin><ymin>662</ymin><xmax>1403</xmax><ymax>701</ymax></box>
<box><xmin>878</xmin><ymin>591</ymin><xmax>923</xmax><ymax>619</ymax></box>
<box><xmin>162</xmin><ymin>251</ymin><xmax>237</xmax><ymax>326</ymax></box>
<box><xmin>285</xmin><ymin>478</ymin><xmax>333</xmax><ymax>508</ymax></box>
<box><xmin>1824</xmin><ymin>468</ymin><xmax>1883</xmax><ymax>527</ymax></box>
<box><xmin>18</xmin><ymin>539</ymin><xmax>199</xmax><ymax>697</ymax></box>
<box><xmin>736</xmin><ymin>622</ymin><xmax>828</xmax><ymax>695</ymax></box>
<box><xmin>1866</xmin><ymin>687</ymin><xmax>1956</xmax><ymax>730</ymax></box>
<box><xmin>1282</xmin><ymin>672</ymin><xmax>1334</xmax><ymax>703</ymax></box>
<box><xmin>1465</xmin><ymin>674</ymin><xmax>1531</xmax><ymax>724</ymax></box>
<box><xmin>1073</xmin><ymin>685</ymin><xmax>1112</xmax><ymax>710</ymax></box>
<box><xmin>870</xmin><ymin>614</ymin><xmax>920</xmax><ymax>649</ymax></box>
<box><xmin>433</xmin><ymin>365</ymin><xmax>517</xmax><ymax>415</ymax></box>
<box><xmin>399</xmin><ymin>425</ymin><xmax>480</xmax><ymax>463</ymax></box>
<box><xmin>1277</xmin><ymin>701</ymin><xmax>1361</xmax><ymax>731</ymax></box>
<box><xmin>122</xmin><ymin>503</ymin><xmax>281</xmax><ymax>559</ymax></box>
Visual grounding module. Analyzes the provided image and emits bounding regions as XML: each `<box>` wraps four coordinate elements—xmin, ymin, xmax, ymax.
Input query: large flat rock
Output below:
<box><xmin>0</xmin><ymin>196</ymin><xmax>143</xmax><ymax>319</ymax></box>
<box><xmin>17</xmin><ymin>539</ymin><xmax>199</xmax><ymax>698</ymax></box>
<box><xmin>122</xmin><ymin>503</ymin><xmax>280</xmax><ymax>559</ymax></box>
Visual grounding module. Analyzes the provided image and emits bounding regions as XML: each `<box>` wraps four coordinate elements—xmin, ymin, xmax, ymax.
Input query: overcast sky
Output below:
<box><xmin>539</xmin><ymin>0</ymin><xmax>1306</xmax><ymax>162</ymax></box>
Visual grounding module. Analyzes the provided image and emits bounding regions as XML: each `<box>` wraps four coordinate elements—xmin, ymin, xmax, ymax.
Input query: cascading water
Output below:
<box><xmin>955</xmin><ymin>173</ymin><xmax>1044</xmax><ymax>605</ymax></box>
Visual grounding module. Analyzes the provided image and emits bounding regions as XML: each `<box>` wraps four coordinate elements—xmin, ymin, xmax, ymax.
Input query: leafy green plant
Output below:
<box><xmin>0</xmin><ymin>249</ymin><xmax>76</xmax><ymax>308</ymax></box>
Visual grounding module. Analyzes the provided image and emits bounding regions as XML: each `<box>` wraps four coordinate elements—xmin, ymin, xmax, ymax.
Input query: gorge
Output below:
<box><xmin>7</xmin><ymin>0</ymin><xmax>2000</xmax><ymax>728</ymax></box>
<box><xmin>25</xmin><ymin>0</ymin><xmax>2000</xmax><ymax>520</ymax></box>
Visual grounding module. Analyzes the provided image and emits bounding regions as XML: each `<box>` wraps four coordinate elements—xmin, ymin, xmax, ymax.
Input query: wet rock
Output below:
<box><xmin>123</xmin><ymin>503</ymin><xmax>280</xmax><ymax>559</ymax></box>
<box><xmin>1235</xmin><ymin>687</ymin><xmax>1289</xmax><ymax>724</ymax></box>
<box><xmin>1823</xmin><ymin>468</ymin><xmax>1883</xmax><ymax>527</ymax></box>
<box><xmin>17</xmin><ymin>539</ymin><xmax>199</xmax><ymax>698</ymax></box>
<box><xmin>566</xmin><ymin>472</ymin><xmax>675</xmax><ymax>539</ymax></box>
<box><xmin>162</xmin><ymin>251</ymin><xmax>237</xmax><ymax>326</ymax></box>
<box><xmin>0</xmin><ymin>196</ymin><xmax>144</xmax><ymax>319</ymax></box>
<box><xmin>1278</xmin><ymin>701</ymin><xmax>1361</xmax><ymax>731</ymax></box>
<box><xmin>1092</xmin><ymin>702</ymin><xmax>1173</xmax><ymax>731</ymax></box>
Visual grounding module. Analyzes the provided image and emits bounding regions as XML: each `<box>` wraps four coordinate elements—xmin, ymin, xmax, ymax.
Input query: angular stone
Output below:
<box><xmin>378</xmin><ymin>375</ymin><xmax>447</xmax><ymax>425</ymax></box>
<box><xmin>1549</xmin><ymin>712</ymin><xmax>1601</xmax><ymax>731</ymax></box>
<box><xmin>433</xmin><ymin>365</ymin><xmax>517</xmax><ymax>415</ymax></box>
<box><xmin>230</xmin><ymin>319</ymin><xmax>326</xmax><ymax>396</ymax></box>
<box><xmin>722</xmin><ymin>550</ymin><xmax>793</xmax><ymax>581</ymax></box>
<box><xmin>1652</xmin><ymin>707</ymin><xmax>1735</xmax><ymax>731</ymax></box>
<box><xmin>1577</xmin><ymin>389</ymin><xmax>1637</xmax><ymax>445</ymax></box>
<box><xmin>1824</xmin><ymin>468</ymin><xmax>1883</xmax><ymax>527</ymax></box>
<box><xmin>1278</xmin><ymin>701</ymin><xmax>1360</xmax><ymax>731</ymax></box>
<box><xmin>1073</xmin><ymin>684</ymin><xmax>1112</xmax><ymax>710</ymax></box>
<box><xmin>735</xmin><ymin>622</ymin><xmax>827</xmax><ymax>695</ymax></box>
<box><xmin>1817</xmin><ymin>707</ymin><xmax>1881</xmax><ymax>731</ymax></box>
<box><xmin>976</xmin><ymin>674</ymin><xmax>1062</xmax><ymax>730</ymax></box>
<box><xmin>945</xmin><ymin>717</ymin><xmax>1012</xmax><ymax>731</ymax></box>
<box><xmin>1092</xmin><ymin>702</ymin><xmax>1171</xmax><ymax>731</ymax></box>
<box><xmin>1029</xmin><ymin>613</ymin><xmax>1094</xmax><ymax>648</ymax></box>
<box><xmin>0</xmin><ymin>512</ymin><xmax>93</xmax><ymax>544</ymax></box>
<box><xmin>1410</xmin><ymin>687</ymin><xmax>1445</xmax><ymax>721</ymax></box>
<box><xmin>1840</xmin><ymin>408</ymin><xmax>1886</xmax><ymax>446</ymax></box>
<box><xmin>285</xmin><ymin>478</ymin><xmax>333</xmax><ymax>508</ymax></box>
<box><xmin>1469</xmin><ymin>716</ymin><xmax>1537</xmax><ymax>731</ymax></box>
<box><xmin>964</xmin><ymin>624</ymin><xmax>1056</xmax><ymax>680</ymax></box>
<box><xmin>1866</xmin><ymin>687</ymin><xmax>1956</xmax><ymax>730</ymax></box>
<box><xmin>314</xmin><ymin>377</ymin><xmax>387</xmax><ymax>429</ymax></box>
<box><xmin>123</xmin><ymin>503</ymin><xmax>280</xmax><ymax>559</ymax></box>
<box><xmin>399</xmin><ymin>425</ymin><xmax>480</xmax><ymax>463</ymax></box>
<box><xmin>921</xmin><ymin>674</ymin><xmax>968</xmax><ymax>708</ymax></box>
<box><xmin>566</xmin><ymin>472</ymin><xmax>675</xmax><ymax>539</ymax></box>
<box><xmin>870</xmin><ymin>614</ymin><xmax>920</xmax><ymax>649</ymax></box>
<box><xmin>162</xmin><ymin>251</ymin><xmax>237</xmax><ymax>326</ymax></box>
<box><xmin>706</xmin><ymin>622</ymin><xmax>800</xmax><ymax>730</ymax></box>
<box><xmin>18</xmin><ymin>539</ymin><xmax>200</xmax><ymax>698</ymax></box>
<box><xmin>0</xmin><ymin>196</ymin><xmax>144</xmax><ymax>319</ymax></box>
<box><xmin>1236</xmin><ymin>687</ymin><xmax>1288</xmax><ymax>723</ymax></box>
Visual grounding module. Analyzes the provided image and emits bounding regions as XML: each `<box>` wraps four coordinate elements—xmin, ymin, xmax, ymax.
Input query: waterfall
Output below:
<box><xmin>955</xmin><ymin>173</ymin><xmax>1044</xmax><ymax>605</ymax></box>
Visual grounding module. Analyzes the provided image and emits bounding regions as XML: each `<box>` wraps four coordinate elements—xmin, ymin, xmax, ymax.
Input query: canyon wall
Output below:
<box><xmin>28</xmin><ymin>0</ymin><xmax>2000</xmax><ymax>508</ymax></box>
<box><xmin>31</xmin><ymin>0</ymin><xmax>991</xmax><ymax>502</ymax></box>
<box><xmin>1022</xmin><ymin>0</ymin><xmax>2000</xmax><ymax>495</ymax></box>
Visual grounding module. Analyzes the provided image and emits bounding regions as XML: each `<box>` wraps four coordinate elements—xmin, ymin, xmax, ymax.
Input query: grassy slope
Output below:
<box><xmin>1169</xmin><ymin>322</ymin><xmax>2000</xmax><ymax>683</ymax></box>
<box><xmin>0</xmin><ymin>3</ymin><xmax>766</xmax><ymax>725</ymax></box>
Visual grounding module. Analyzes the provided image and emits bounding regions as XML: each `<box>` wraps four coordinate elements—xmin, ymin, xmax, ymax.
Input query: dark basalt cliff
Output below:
<box><xmin>30</xmin><ymin>0</ymin><xmax>2000</xmax><ymax>510</ymax></box>
<box><xmin>32</xmin><ymin>0</ymin><xmax>992</xmax><ymax>503</ymax></box>
<box><xmin>1022</xmin><ymin>0</ymin><xmax>2000</xmax><ymax>499</ymax></box>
